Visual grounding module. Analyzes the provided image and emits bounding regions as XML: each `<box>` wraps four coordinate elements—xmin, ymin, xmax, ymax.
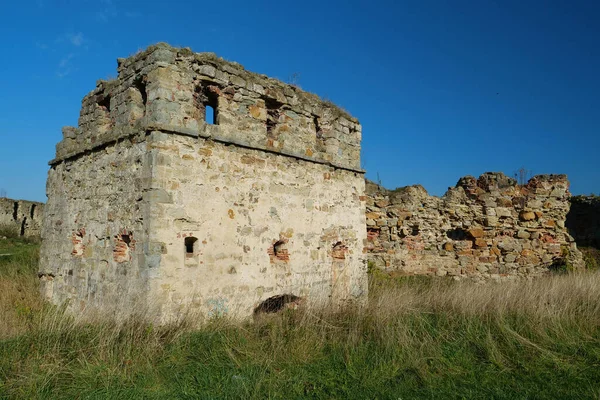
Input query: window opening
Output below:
<box><xmin>121</xmin><ymin>234</ymin><xmax>131</xmax><ymax>246</ymax></box>
<box><xmin>265</xmin><ymin>98</ymin><xmax>282</xmax><ymax>136</ymax></box>
<box><xmin>195</xmin><ymin>83</ymin><xmax>219</xmax><ymax>125</ymax></box>
<box><xmin>185</xmin><ymin>237</ymin><xmax>198</xmax><ymax>257</ymax></box>
<box><xmin>205</xmin><ymin>104</ymin><xmax>215</xmax><ymax>124</ymax></box>
<box><xmin>98</xmin><ymin>94</ymin><xmax>111</xmax><ymax>112</ymax></box>
<box><xmin>133</xmin><ymin>75</ymin><xmax>148</xmax><ymax>106</ymax></box>
<box><xmin>20</xmin><ymin>217</ymin><xmax>26</xmax><ymax>236</ymax></box>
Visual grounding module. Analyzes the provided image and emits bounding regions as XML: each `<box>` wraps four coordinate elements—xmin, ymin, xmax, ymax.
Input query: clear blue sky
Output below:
<box><xmin>0</xmin><ymin>0</ymin><xmax>598</xmax><ymax>202</ymax></box>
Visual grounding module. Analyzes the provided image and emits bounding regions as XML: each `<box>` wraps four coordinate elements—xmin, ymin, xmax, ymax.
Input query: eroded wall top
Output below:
<box><xmin>53</xmin><ymin>43</ymin><xmax>362</xmax><ymax>171</ymax></box>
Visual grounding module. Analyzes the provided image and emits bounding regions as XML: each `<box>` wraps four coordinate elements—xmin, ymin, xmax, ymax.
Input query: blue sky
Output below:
<box><xmin>0</xmin><ymin>0</ymin><xmax>598</xmax><ymax>202</ymax></box>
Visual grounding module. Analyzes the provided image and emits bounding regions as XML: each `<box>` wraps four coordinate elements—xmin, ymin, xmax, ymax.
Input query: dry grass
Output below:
<box><xmin>0</xmin><ymin>236</ymin><xmax>45</xmax><ymax>339</ymax></box>
<box><xmin>1</xmin><ymin>238</ymin><xmax>600</xmax><ymax>398</ymax></box>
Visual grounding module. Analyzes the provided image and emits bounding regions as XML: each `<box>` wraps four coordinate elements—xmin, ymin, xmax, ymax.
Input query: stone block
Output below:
<box><xmin>468</xmin><ymin>227</ymin><xmax>484</xmax><ymax>238</ymax></box>
<box><xmin>519</xmin><ymin>211</ymin><xmax>536</xmax><ymax>221</ymax></box>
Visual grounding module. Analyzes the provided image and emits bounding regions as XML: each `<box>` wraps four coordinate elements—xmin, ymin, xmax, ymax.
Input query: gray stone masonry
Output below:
<box><xmin>365</xmin><ymin>172</ymin><xmax>584</xmax><ymax>281</ymax></box>
<box><xmin>40</xmin><ymin>43</ymin><xmax>367</xmax><ymax>321</ymax></box>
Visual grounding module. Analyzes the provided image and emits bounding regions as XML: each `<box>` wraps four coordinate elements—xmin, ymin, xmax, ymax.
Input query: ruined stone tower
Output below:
<box><xmin>39</xmin><ymin>43</ymin><xmax>367</xmax><ymax>320</ymax></box>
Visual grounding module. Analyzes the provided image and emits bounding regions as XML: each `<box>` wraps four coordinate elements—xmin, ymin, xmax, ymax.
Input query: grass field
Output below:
<box><xmin>1</xmin><ymin>236</ymin><xmax>600</xmax><ymax>399</ymax></box>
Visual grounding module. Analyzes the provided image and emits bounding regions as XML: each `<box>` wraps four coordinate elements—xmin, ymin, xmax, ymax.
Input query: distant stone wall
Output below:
<box><xmin>567</xmin><ymin>196</ymin><xmax>600</xmax><ymax>248</ymax></box>
<box><xmin>0</xmin><ymin>198</ymin><xmax>44</xmax><ymax>238</ymax></box>
<box><xmin>365</xmin><ymin>173</ymin><xmax>583</xmax><ymax>280</ymax></box>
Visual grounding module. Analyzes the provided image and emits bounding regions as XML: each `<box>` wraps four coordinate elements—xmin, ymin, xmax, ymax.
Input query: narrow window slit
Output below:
<box><xmin>195</xmin><ymin>83</ymin><xmax>219</xmax><ymax>125</ymax></box>
<box><xmin>20</xmin><ymin>217</ymin><xmax>26</xmax><ymax>236</ymax></box>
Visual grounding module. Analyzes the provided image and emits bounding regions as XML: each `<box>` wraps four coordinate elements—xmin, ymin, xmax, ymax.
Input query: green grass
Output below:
<box><xmin>1</xmin><ymin>237</ymin><xmax>600</xmax><ymax>399</ymax></box>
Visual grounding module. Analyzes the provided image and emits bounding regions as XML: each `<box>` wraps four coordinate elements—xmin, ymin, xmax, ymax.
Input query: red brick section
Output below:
<box><xmin>268</xmin><ymin>239</ymin><xmax>289</xmax><ymax>263</ymax></box>
<box><xmin>113</xmin><ymin>229</ymin><xmax>135</xmax><ymax>263</ymax></box>
<box><xmin>331</xmin><ymin>241</ymin><xmax>348</xmax><ymax>260</ymax></box>
<box><xmin>71</xmin><ymin>228</ymin><xmax>86</xmax><ymax>256</ymax></box>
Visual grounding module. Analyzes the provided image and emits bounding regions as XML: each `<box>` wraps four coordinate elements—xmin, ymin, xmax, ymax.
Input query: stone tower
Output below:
<box><xmin>39</xmin><ymin>43</ymin><xmax>367</xmax><ymax>320</ymax></box>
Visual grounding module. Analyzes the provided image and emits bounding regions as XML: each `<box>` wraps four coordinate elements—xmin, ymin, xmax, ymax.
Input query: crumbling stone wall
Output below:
<box><xmin>0</xmin><ymin>197</ymin><xmax>44</xmax><ymax>238</ymax></box>
<box><xmin>365</xmin><ymin>173</ymin><xmax>583</xmax><ymax>280</ymax></box>
<box><xmin>567</xmin><ymin>195</ymin><xmax>600</xmax><ymax>248</ymax></box>
<box><xmin>40</xmin><ymin>43</ymin><xmax>367</xmax><ymax>320</ymax></box>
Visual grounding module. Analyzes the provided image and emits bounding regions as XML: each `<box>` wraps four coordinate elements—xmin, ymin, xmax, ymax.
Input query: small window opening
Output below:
<box><xmin>30</xmin><ymin>204</ymin><xmax>36</xmax><ymax>219</ymax></box>
<box><xmin>269</xmin><ymin>239</ymin><xmax>289</xmax><ymax>263</ymax></box>
<box><xmin>332</xmin><ymin>241</ymin><xmax>347</xmax><ymax>260</ymax></box>
<box><xmin>133</xmin><ymin>75</ymin><xmax>148</xmax><ymax>106</ymax></box>
<box><xmin>121</xmin><ymin>234</ymin><xmax>131</xmax><ymax>246</ymax></box>
<box><xmin>195</xmin><ymin>83</ymin><xmax>219</xmax><ymax>125</ymax></box>
<box><xmin>185</xmin><ymin>237</ymin><xmax>198</xmax><ymax>257</ymax></box>
<box><xmin>314</xmin><ymin>116</ymin><xmax>322</xmax><ymax>139</ymax></box>
<box><xmin>265</xmin><ymin>98</ymin><xmax>283</xmax><ymax>137</ymax></box>
<box><xmin>273</xmin><ymin>240</ymin><xmax>285</xmax><ymax>256</ymax></box>
<box><xmin>20</xmin><ymin>217</ymin><xmax>27</xmax><ymax>236</ymax></box>
<box><xmin>12</xmin><ymin>202</ymin><xmax>18</xmax><ymax>220</ymax></box>
<box><xmin>98</xmin><ymin>94</ymin><xmax>111</xmax><ymax>112</ymax></box>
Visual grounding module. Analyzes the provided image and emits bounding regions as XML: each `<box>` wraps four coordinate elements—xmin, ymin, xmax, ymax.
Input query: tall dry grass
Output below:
<box><xmin>1</xmin><ymin>237</ymin><xmax>600</xmax><ymax>398</ymax></box>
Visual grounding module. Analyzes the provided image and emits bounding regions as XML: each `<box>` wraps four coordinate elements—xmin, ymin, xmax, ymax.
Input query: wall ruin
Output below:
<box><xmin>365</xmin><ymin>172</ymin><xmax>583</xmax><ymax>280</ymax></box>
<box><xmin>0</xmin><ymin>197</ymin><xmax>44</xmax><ymax>238</ymax></box>
<box><xmin>39</xmin><ymin>43</ymin><xmax>367</xmax><ymax>320</ymax></box>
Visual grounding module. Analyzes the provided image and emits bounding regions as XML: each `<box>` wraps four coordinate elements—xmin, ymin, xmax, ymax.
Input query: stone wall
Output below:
<box><xmin>40</xmin><ymin>43</ymin><xmax>367</xmax><ymax>321</ymax></box>
<box><xmin>144</xmin><ymin>132</ymin><xmax>365</xmax><ymax>319</ymax></box>
<box><xmin>0</xmin><ymin>197</ymin><xmax>44</xmax><ymax>238</ymax></box>
<box><xmin>365</xmin><ymin>173</ymin><xmax>583</xmax><ymax>280</ymax></box>
<box><xmin>567</xmin><ymin>195</ymin><xmax>600</xmax><ymax>248</ymax></box>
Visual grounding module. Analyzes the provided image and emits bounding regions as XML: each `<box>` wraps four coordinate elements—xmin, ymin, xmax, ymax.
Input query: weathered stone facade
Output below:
<box><xmin>365</xmin><ymin>173</ymin><xmax>583</xmax><ymax>280</ymax></box>
<box><xmin>39</xmin><ymin>43</ymin><xmax>367</xmax><ymax>320</ymax></box>
<box><xmin>567</xmin><ymin>195</ymin><xmax>600</xmax><ymax>248</ymax></box>
<box><xmin>0</xmin><ymin>197</ymin><xmax>44</xmax><ymax>238</ymax></box>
